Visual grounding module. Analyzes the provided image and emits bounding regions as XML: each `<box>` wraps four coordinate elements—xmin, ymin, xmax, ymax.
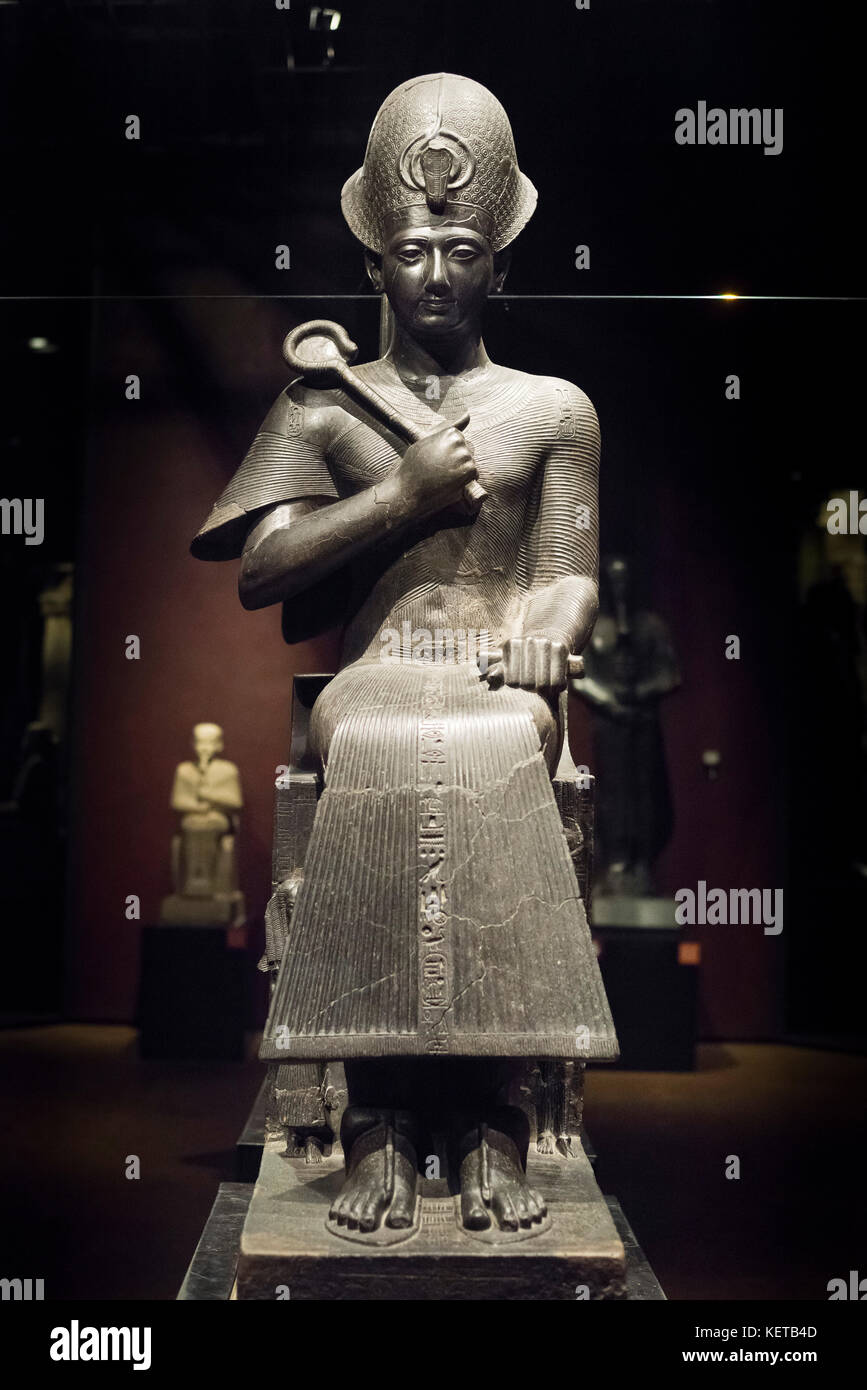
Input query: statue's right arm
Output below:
<box><xmin>240</xmin><ymin>486</ymin><xmax>409</xmax><ymax>610</ymax></box>
<box><xmin>169</xmin><ymin>766</ymin><xmax>206</xmax><ymax>813</ymax></box>
<box><xmin>239</xmin><ymin>415</ymin><xmax>476</xmax><ymax>611</ymax></box>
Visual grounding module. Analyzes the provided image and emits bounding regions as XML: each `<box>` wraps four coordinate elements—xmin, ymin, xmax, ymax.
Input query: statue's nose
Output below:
<box><xmin>424</xmin><ymin>247</ymin><xmax>450</xmax><ymax>294</ymax></box>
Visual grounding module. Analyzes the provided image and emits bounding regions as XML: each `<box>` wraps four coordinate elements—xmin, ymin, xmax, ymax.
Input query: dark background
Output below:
<box><xmin>2</xmin><ymin>0</ymin><xmax>863</xmax><ymax>299</ymax></box>
<box><xmin>0</xmin><ymin>0</ymin><xmax>864</xmax><ymax>1041</ymax></box>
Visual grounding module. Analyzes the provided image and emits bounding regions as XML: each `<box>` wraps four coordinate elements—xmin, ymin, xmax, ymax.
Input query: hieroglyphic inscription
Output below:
<box><xmin>417</xmin><ymin>674</ymin><xmax>450</xmax><ymax>1053</ymax></box>
<box><xmin>285</xmin><ymin>398</ymin><xmax>304</xmax><ymax>436</ymax></box>
<box><xmin>554</xmin><ymin>384</ymin><xmax>576</xmax><ymax>439</ymax></box>
<box><xmin>421</xmin><ymin>1199</ymin><xmax>455</xmax><ymax>1228</ymax></box>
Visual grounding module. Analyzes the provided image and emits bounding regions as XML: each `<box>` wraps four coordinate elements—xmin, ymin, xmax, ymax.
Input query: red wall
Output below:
<box><xmin>65</xmin><ymin>296</ymin><xmax>340</xmax><ymax>1019</ymax></box>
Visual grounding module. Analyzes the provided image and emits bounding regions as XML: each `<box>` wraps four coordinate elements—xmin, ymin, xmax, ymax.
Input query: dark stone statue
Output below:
<box><xmin>575</xmin><ymin>555</ymin><xmax>680</xmax><ymax>897</ymax></box>
<box><xmin>192</xmin><ymin>74</ymin><xmax>619</xmax><ymax>1254</ymax></box>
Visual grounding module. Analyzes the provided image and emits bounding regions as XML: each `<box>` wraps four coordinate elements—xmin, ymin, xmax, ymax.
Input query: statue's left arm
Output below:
<box><xmin>201</xmin><ymin>762</ymin><xmax>244</xmax><ymax>812</ymax></box>
<box><xmin>169</xmin><ymin>764</ymin><xmax>208</xmax><ymax>814</ymax></box>
<box><xmin>491</xmin><ymin>381</ymin><xmax>600</xmax><ymax>691</ymax></box>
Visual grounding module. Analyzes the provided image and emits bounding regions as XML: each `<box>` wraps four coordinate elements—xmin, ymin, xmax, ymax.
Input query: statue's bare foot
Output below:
<box><xmin>537</xmin><ymin>1128</ymin><xmax>556</xmax><ymax>1155</ymax></box>
<box><xmin>329</xmin><ymin>1107</ymin><xmax>417</xmax><ymax>1233</ymax></box>
<box><xmin>302</xmin><ymin>1135</ymin><xmax>323</xmax><ymax>1164</ymax></box>
<box><xmin>457</xmin><ymin>1117</ymin><xmax>547</xmax><ymax>1233</ymax></box>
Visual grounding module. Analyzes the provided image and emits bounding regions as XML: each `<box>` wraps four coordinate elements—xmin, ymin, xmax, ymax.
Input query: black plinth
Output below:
<box><xmin>235</xmin><ymin>1075</ymin><xmax>272</xmax><ymax>1181</ymax></box>
<box><xmin>178</xmin><ymin>1183</ymin><xmax>252</xmax><ymax>1301</ymax></box>
<box><xmin>137</xmin><ymin>924</ymin><xmax>248</xmax><ymax>1061</ymax></box>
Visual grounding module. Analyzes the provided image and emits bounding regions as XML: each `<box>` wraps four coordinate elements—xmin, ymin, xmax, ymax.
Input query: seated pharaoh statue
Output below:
<box><xmin>160</xmin><ymin>722</ymin><xmax>246</xmax><ymax>927</ymax></box>
<box><xmin>192</xmin><ymin>74</ymin><xmax>618</xmax><ymax>1242</ymax></box>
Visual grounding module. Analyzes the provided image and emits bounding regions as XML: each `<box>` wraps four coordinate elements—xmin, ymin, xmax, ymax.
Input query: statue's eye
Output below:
<box><xmin>395</xmin><ymin>244</ymin><xmax>425</xmax><ymax>262</ymax></box>
<box><xmin>449</xmin><ymin>244</ymin><xmax>481</xmax><ymax>260</ymax></box>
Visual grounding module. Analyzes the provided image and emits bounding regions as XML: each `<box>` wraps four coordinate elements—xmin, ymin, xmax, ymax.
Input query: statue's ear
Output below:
<box><xmin>364</xmin><ymin>250</ymin><xmax>384</xmax><ymax>293</ymax></box>
<box><xmin>492</xmin><ymin>248</ymin><xmax>511</xmax><ymax>293</ymax></box>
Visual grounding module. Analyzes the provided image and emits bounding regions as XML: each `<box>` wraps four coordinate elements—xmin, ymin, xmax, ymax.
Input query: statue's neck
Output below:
<box><xmin>385</xmin><ymin>325</ymin><xmax>490</xmax><ymax>381</ymax></box>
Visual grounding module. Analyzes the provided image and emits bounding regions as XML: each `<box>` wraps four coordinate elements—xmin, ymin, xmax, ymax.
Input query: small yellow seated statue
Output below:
<box><xmin>159</xmin><ymin>722</ymin><xmax>246</xmax><ymax>927</ymax></box>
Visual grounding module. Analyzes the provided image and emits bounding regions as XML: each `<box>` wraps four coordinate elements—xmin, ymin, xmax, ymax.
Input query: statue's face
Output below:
<box><xmin>193</xmin><ymin>724</ymin><xmax>223</xmax><ymax>762</ymax></box>
<box><xmin>376</xmin><ymin>223</ymin><xmax>501</xmax><ymax>339</ymax></box>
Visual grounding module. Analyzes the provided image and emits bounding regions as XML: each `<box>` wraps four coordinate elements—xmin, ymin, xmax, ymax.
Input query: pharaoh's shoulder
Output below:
<box><xmin>529</xmin><ymin>374</ymin><xmax>600</xmax><ymax>446</ymax></box>
<box><xmin>258</xmin><ymin>378</ymin><xmax>358</xmax><ymax>449</ymax></box>
<box><xmin>480</xmin><ymin>365</ymin><xmax>599</xmax><ymax>445</ymax></box>
<box><xmin>207</xmin><ymin>757</ymin><xmax>240</xmax><ymax>777</ymax></box>
<box><xmin>190</xmin><ymin>380</ymin><xmax>354</xmax><ymax>560</ymax></box>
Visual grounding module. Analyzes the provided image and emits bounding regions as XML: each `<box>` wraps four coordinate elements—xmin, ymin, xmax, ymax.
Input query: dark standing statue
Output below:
<box><xmin>576</xmin><ymin>555</ymin><xmax>680</xmax><ymax>897</ymax></box>
<box><xmin>192</xmin><ymin>74</ymin><xmax>618</xmax><ymax>1245</ymax></box>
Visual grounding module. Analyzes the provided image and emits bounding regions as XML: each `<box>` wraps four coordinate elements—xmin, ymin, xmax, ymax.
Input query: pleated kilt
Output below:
<box><xmin>260</xmin><ymin>660</ymin><xmax>618</xmax><ymax>1062</ymax></box>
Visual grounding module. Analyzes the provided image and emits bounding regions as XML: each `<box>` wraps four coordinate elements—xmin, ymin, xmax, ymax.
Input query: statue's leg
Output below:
<box><xmin>327</xmin><ymin>1060</ymin><xmax>422</xmax><ymax>1233</ymax></box>
<box><xmin>536</xmin><ymin>1059</ymin><xmax>561</xmax><ymax>1155</ymax></box>
<box><xmin>450</xmin><ymin>1061</ymin><xmax>548</xmax><ymax>1233</ymax></box>
<box><xmin>332</xmin><ymin>1058</ymin><xmax>548</xmax><ymax>1235</ymax></box>
<box><xmin>536</xmin><ymin>1058</ymin><xmax>585</xmax><ymax>1157</ymax></box>
<box><xmin>329</xmin><ymin>1104</ymin><xmax>419</xmax><ymax>1233</ymax></box>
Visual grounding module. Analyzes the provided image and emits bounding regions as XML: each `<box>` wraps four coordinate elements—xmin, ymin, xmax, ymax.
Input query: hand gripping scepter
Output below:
<box><xmin>479</xmin><ymin>648</ymin><xmax>586</xmax><ymax>680</ymax></box>
<box><xmin>282</xmin><ymin>319</ymin><xmax>488</xmax><ymax>511</ymax></box>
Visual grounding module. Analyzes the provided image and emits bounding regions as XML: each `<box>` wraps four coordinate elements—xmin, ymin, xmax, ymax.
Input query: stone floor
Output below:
<box><xmin>0</xmin><ymin>1027</ymin><xmax>863</xmax><ymax>1300</ymax></box>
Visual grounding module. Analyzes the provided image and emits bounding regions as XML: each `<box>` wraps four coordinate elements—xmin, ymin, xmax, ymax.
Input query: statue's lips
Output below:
<box><xmin>418</xmin><ymin>299</ymin><xmax>456</xmax><ymax>312</ymax></box>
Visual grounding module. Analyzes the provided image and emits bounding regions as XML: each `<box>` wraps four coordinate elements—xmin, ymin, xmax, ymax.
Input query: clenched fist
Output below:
<box><xmin>393</xmin><ymin>411</ymin><xmax>477</xmax><ymax>519</ymax></box>
<box><xmin>485</xmin><ymin>637</ymin><xmax>570</xmax><ymax>692</ymax></box>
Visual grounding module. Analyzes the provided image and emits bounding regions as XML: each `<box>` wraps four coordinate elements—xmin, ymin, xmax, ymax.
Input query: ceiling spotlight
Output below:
<box><xmin>27</xmin><ymin>336</ymin><xmax>59</xmax><ymax>354</ymax></box>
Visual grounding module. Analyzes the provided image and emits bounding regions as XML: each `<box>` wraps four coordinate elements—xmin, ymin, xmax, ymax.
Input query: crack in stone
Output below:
<box><xmin>437</xmin><ymin>959</ymin><xmax>503</xmax><ymax>1021</ymax></box>
<box><xmin>438</xmin><ymin>754</ymin><xmax>550</xmax><ymax>885</ymax></box>
<box><xmin>447</xmin><ymin>891</ymin><xmax>582</xmax><ymax>935</ymax></box>
<box><xmin>297</xmin><ymin>970</ymin><xmax>399</xmax><ymax>1032</ymax></box>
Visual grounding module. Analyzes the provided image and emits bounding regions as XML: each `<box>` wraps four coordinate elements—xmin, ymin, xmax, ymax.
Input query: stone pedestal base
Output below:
<box><xmin>159</xmin><ymin>892</ymin><xmax>245</xmax><ymax>927</ymax></box>
<box><xmin>592</xmin><ymin>895</ymin><xmax>677</xmax><ymax>928</ymax></box>
<box><xmin>235</xmin><ymin>1138</ymin><xmax>627</xmax><ymax>1300</ymax></box>
<box><xmin>178</xmin><ymin>1181</ymin><xmax>664</xmax><ymax>1301</ymax></box>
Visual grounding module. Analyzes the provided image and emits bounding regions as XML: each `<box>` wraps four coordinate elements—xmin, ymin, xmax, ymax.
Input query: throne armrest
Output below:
<box><xmin>271</xmin><ymin>673</ymin><xmax>334</xmax><ymax>888</ymax></box>
<box><xmin>553</xmin><ymin>687</ymin><xmax>595</xmax><ymax>918</ymax></box>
